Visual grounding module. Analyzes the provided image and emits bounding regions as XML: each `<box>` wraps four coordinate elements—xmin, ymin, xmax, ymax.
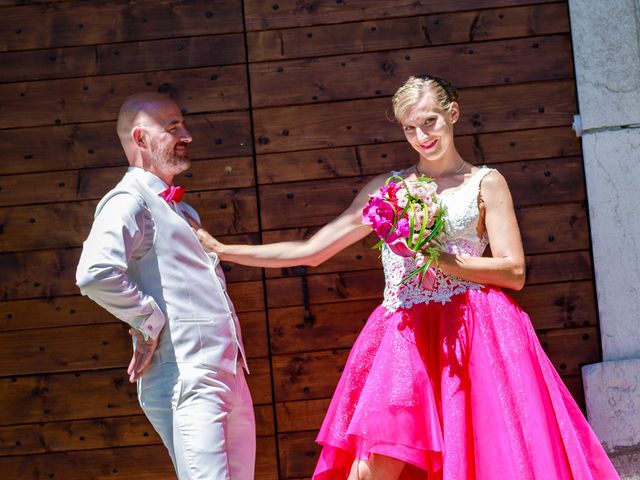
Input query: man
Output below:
<box><xmin>76</xmin><ymin>92</ymin><xmax>255</xmax><ymax>479</ymax></box>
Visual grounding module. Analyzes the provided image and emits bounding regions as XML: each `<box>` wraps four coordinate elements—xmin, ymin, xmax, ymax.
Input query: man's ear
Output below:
<box><xmin>132</xmin><ymin>127</ymin><xmax>146</xmax><ymax>149</ymax></box>
<box><xmin>449</xmin><ymin>101</ymin><xmax>460</xmax><ymax>124</ymax></box>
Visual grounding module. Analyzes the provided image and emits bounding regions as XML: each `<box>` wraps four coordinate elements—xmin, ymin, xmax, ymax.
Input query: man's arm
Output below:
<box><xmin>76</xmin><ymin>192</ymin><xmax>165</xmax><ymax>380</ymax></box>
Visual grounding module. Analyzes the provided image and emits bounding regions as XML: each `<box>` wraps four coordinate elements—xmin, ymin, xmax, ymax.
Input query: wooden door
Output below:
<box><xmin>0</xmin><ymin>1</ymin><xmax>598</xmax><ymax>478</ymax></box>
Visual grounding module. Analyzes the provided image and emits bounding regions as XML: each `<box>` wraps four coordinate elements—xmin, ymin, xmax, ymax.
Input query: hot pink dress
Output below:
<box><xmin>312</xmin><ymin>168</ymin><xmax>619</xmax><ymax>479</ymax></box>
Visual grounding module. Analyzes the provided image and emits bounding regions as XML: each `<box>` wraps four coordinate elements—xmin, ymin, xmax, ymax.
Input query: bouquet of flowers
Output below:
<box><xmin>362</xmin><ymin>174</ymin><xmax>446</xmax><ymax>286</ymax></box>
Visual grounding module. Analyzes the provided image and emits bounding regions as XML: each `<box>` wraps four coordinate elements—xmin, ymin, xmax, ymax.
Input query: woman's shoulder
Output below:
<box><xmin>474</xmin><ymin>166</ymin><xmax>505</xmax><ymax>186</ymax></box>
<box><xmin>471</xmin><ymin>165</ymin><xmax>500</xmax><ymax>178</ymax></box>
<box><xmin>476</xmin><ymin>167</ymin><xmax>512</xmax><ymax>203</ymax></box>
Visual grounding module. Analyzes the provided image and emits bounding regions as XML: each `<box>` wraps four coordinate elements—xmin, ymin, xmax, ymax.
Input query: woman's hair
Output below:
<box><xmin>391</xmin><ymin>75</ymin><xmax>459</xmax><ymax>121</ymax></box>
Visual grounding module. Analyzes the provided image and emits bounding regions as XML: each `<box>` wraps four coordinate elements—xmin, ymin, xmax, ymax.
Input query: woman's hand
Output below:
<box><xmin>184</xmin><ymin>212</ymin><xmax>225</xmax><ymax>255</ymax></box>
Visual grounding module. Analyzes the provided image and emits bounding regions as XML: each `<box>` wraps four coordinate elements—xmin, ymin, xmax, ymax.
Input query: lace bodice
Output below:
<box><xmin>382</xmin><ymin>167</ymin><xmax>496</xmax><ymax>311</ymax></box>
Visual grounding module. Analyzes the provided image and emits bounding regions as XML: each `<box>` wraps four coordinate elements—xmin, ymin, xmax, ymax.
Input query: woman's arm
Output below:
<box><xmin>189</xmin><ymin>173</ymin><xmax>390</xmax><ymax>268</ymax></box>
<box><xmin>436</xmin><ymin>171</ymin><xmax>526</xmax><ymax>291</ymax></box>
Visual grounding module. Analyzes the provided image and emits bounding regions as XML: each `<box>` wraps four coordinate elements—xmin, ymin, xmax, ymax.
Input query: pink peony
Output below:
<box><xmin>386</xmin><ymin>217</ymin><xmax>410</xmax><ymax>243</ymax></box>
<box><xmin>362</xmin><ymin>196</ymin><xmax>395</xmax><ymax>238</ymax></box>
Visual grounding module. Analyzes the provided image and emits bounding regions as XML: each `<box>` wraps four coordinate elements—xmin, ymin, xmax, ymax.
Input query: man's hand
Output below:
<box><xmin>184</xmin><ymin>212</ymin><xmax>225</xmax><ymax>255</ymax></box>
<box><xmin>127</xmin><ymin>328</ymin><xmax>158</xmax><ymax>383</ymax></box>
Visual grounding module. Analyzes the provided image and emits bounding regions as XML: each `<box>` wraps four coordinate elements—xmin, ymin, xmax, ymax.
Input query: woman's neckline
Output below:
<box><xmin>437</xmin><ymin>166</ymin><xmax>487</xmax><ymax>196</ymax></box>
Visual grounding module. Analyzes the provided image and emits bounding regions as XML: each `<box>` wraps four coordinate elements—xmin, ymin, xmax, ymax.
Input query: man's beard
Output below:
<box><xmin>150</xmin><ymin>142</ymin><xmax>190</xmax><ymax>171</ymax></box>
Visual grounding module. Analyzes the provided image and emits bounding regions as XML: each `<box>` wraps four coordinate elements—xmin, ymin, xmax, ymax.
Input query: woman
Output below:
<box><xmin>189</xmin><ymin>76</ymin><xmax>619</xmax><ymax>479</ymax></box>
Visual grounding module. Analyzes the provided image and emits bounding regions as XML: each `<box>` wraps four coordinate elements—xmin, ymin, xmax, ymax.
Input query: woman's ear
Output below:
<box><xmin>449</xmin><ymin>101</ymin><xmax>460</xmax><ymax>124</ymax></box>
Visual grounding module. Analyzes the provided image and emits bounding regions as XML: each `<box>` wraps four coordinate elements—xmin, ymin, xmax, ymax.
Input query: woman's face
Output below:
<box><xmin>400</xmin><ymin>92</ymin><xmax>459</xmax><ymax>162</ymax></box>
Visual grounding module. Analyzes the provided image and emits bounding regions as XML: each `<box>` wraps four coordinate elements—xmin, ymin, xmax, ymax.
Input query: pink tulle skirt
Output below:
<box><xmin>312</xmin><ymin>287</ymin><xmax>619</xmax><ymax>479</ymax></box>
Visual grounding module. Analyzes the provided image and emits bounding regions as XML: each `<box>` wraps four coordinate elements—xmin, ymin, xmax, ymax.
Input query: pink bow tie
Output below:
<box><xmin>159</xmin><ymin>185</ymin><xmax>185</xmax><ymax>203</ymax></box>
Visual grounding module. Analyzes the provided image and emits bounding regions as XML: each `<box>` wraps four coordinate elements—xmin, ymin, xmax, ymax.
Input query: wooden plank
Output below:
<box><xmin>0</xmin><ymin>188</ymin><xmax>258</xmax><ymax>252</ymax></box>
<box><xmin>0</xmin><ymin>248</ymin><xmax>83</xmax><ymax>301</ymax></box>
<box><xmin>94</xmin><ymin>34</ymin><xmax>246</xmax><ymax>75</ymax></box>
<box><xmin>0</xmin><ymin>404</ymin><xmax>274</xmax><ymax>456</ymax></box>
<box><xmin>276</xmin><ymin>398</ymin><xmax>330</xmax><ymax>433</ymax></box>
<box><xmin>0</xmin><ymin>281</ymin><xmax>263</xmax><ymax>333</ymax></box>
<box><xmin>256</xmin><ymin>127</ymin><xmax>581</xmax><ymax>184</ymax></box>
<box><xmin>458</xmin><ymin>127</ymin><xmax>581</xmax><ymax>165</ymax></box>
<box><xmin>0</xmin><ymin>295</ymin><xmax>114</xmax><ymax>332</ymax></box>
<box><xmin>259</xmin><ymin>177</ymin><xmax>365</xmax><ymax>230</ymax></box>
<box><xmin>278</xmin><ymin>430</ymin><xmax>319</xmax><ymax>479</ymax></box>
<box><xmin>253</xmin><ymin>80</ymin><xmax>577</xmax><ymax>153</ymax></box>
<box><xmin>508</xmin><ymin>280</ymin><xmax>597</xmax><ymax>330</ymax></box>
<box><xmin>259</xmin><ymin>174</ymin><xmax>587</xmax><ymax>241</ymax></box>
<box><xmin>258</xmin><ymin>159</ymin><xmax>586</xmax><ymax>230</ymax></box>
<box><xmin>276</xmin><ymin>377</ymin><xmax>586</xmax><ymax>436</ymax></box>
<box><xmin>250</xmin><ymin>35</ymin><xmax>573</xmax><ymax>107</ymax></box>
<box><xmin>264</xmin><ymin>250</ymin><xmax>593</xmax><ymax>309</ymax></box>
<box><xmin>244</xmin><ymin>0</ymin><xmax>560</xmax><ymax>30</ymax></box>
<box><xmin>0</xmin><ymin>34</ymin><xmax>245</xmax><ymax>83</ymax></box>
<box><xmin>0</xmin><ymin>156</ymin><xmax>255</xmax><ymax>208</ymax></box>
<box><xmin>0</xmin><ymin>0</ymin><xmax>243</xmax><ymax>51</ymax></box>
<box><xmin>0</xmin><ymin>323</ymin><xmax>132</xmax><ymax>377</ymax></box>
<box><xmin>272</xmin><ymin>349</ymin><xmax>350</xmax><ymax>403</ymax></box>
<box><xmin>0</xmin><ymin>415</ymin><xmax>163</xmax><ymax>457</ymax></box>
<box><xmin>276</xmin><ymin>380</ymin><xmax>586</xmax><ymax>479</ymax></box>
<box><xmin>0</xmin><ymin>444</ymin><xmax>177</xmax><ymax>479</ymax></box>
<box><xmin>0</xmin><ymin>438</ymin><xmax>278</xmax><ymax>479</ymax></box>
<box><xmin>0</xmin><ymin>65</ymin><xmax>249</xmax><ymax>130</ymax></box>
<box><xmin>238</xmin><ymin>310</ymin><xmax>269</xmax><ymax>359</ymax></box>
<box><xmin>268</xmin><ymin>280</ymin><xmax>598</xmax><ymax>356</ymax></box>
<box><xmin>229</xmin><ymin>282</ymin><xmax>266</xmax><ymax>314</ymax></box>
<box><xmin>498</xmin><ymin>157</ymin><xmax>585</xmax><ymax>207</ymax></box>
<box><xmin>517</xmin><ymin>202</ymin><xmax>589</xmax><ymax>255</ymax></box>
<box><xmin>266</xmin><ymin>270</ymin><xmax>385</xmax><ymax>309</ymax></box>
<box><xmin>271</xmin><ymin>326</ymin><xmax>597</xmax><ymax>405</ymax></box>
<box><xmin>0</xmin><ymin>235</ymin><xmax>262</xmax><ymax>302</ymax></box>
<box><xmin>0</xmin><ymin>248</ymin><xmax>590</xmax><ymax>307</ymax></box>
<box><xmin>0</xmin><ymin>111</ymin><xmax>252</xmax><ymax>176</ymax></box>
<box><xmin>261</xmin><ymin>229</ymin><xmax>381</xmax><ymax>279</ymax></box>
<box><xmin>247</xmin><ymin>3</ymin><xmax>569</xmax><ymax>61</ymax></box>
<box><xmin>0</xmin><ymin>45</ymin><xmax>97</xmax><ymax>83</ymax></box>
<box><xmin>561</xmin><ymin>374</ymin><xmax>586</xmax><ymax>412</ymax></box>
<box><xmin>0</xmin><ymin>359</ymin><xmax>271</xmax><ymax>425</ymax></box>
<box><xmin>0</xmin><ymin>308</ymin><xmax>267</xmax><ymax>376</ymax></box>
<box><xmin>538</xmin><ymin>326</ymin><xmax>600</xmax><ymax>377</ymax></box>
<box><xmin>526</xmin><ymin>250</ymin><xmax>593</xmax><ymax>285</ymax></box>
<box><xmin>256</xmin><ymin>404</ymin><xmax>276</xmax><ymax>437</ymax></box>
<box><xmin>269</xmin><ymin>300</ymin><xmax>378</xmax><ymax>355</ymax></box>
<box><xmin>0</xmin><ymin>369</ymin><xmax>143</xmax><ymax>426</ymax></box>
<box><xmin>256</xmin><ymin>435</ymin><xmax>280</xmax><ymax>480</ymax></box>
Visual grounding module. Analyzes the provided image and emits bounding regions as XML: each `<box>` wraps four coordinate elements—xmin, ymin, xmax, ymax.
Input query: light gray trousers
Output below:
<box><xmin>138</xmin><ymin>362</ymin><xmax>256</xmax><ymax>480</ymax></box>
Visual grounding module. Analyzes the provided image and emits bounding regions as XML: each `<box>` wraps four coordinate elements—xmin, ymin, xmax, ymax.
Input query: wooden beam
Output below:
<box><xmin>253</xmin><ymin>80</ymin><xmax>577</xmax><ymax>153</ymax></box>
<box><xmin>0</xmin><ymin>112</ymin><xmax>253</xmax><ymax>176</ymax></box>
<box><xmin>0</xmin><ymin>33</ymin><xmax>246</xmax><ymax>83</ymax></box>
<box><xmin>250</xmin><ymin>35</ymin><xmax>573</xmax><ymax>107</ymax></box>
<box><xmin>0</xmin><ymin>236</ymin><xmax>262</xmax><ymax>302</ymax></box>
<box><xmin>0</xmin><ymin>66</ymin><xmax>249</xmax><ymax>130</ymax></box>
<box><xmin>247</xmin><ymin>3</ymin><xmax>569</xmax><ymax>61</ymax></box>
<box><xmin>0</xmin><ymin>0</ymin><xmax>243</xmax><ymax>51</ymax></box>
<box><xmin>0</xmin><ymin>188</ymin><xmax>259</xmax><ymax>252</ymax></box>
<box><xmin>0</xmin><ymin>359</ymin><xmax>272</xmax><ymax>426</ymax></box>
<box><xmin>244</xmin><ymin>0</ymin><xmax>560</xmax><ymax>31</ymax></box>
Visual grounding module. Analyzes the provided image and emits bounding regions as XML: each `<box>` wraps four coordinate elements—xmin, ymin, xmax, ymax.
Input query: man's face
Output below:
<box><xmin>143</xmin><ymin>101</ymin><xmax>192</xmax><ymax>180</ymax></box>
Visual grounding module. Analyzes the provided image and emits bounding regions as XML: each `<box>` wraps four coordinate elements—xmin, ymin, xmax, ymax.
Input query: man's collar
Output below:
<box><xmin>127</xmin><ymin>166</ymin><xmax>169</xmax><ymax>195</ymax></box>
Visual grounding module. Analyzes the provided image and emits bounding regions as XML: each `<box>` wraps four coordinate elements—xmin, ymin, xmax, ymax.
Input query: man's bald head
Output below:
<box><xmin>114</xmin><ymin>92</ymin><xmax>191</xmax><ymax>185</ymax></box>
<box><xmin>117</xmin><ymin>92</ymin><xmax>177</xmax><ymax>145</ymax></box>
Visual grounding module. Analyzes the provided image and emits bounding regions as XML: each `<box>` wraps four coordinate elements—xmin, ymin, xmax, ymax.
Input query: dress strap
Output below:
<box><xmin>469</xmin><ymin>167</ymin><xmax>497</xmax><ymax>196</ymax></box>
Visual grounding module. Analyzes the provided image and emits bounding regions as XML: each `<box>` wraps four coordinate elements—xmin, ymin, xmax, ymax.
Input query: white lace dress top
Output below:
<box><xmin>381</xmin><ymin>167</ymin><xmax>497</xmax><ymax>311</ymax></box>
